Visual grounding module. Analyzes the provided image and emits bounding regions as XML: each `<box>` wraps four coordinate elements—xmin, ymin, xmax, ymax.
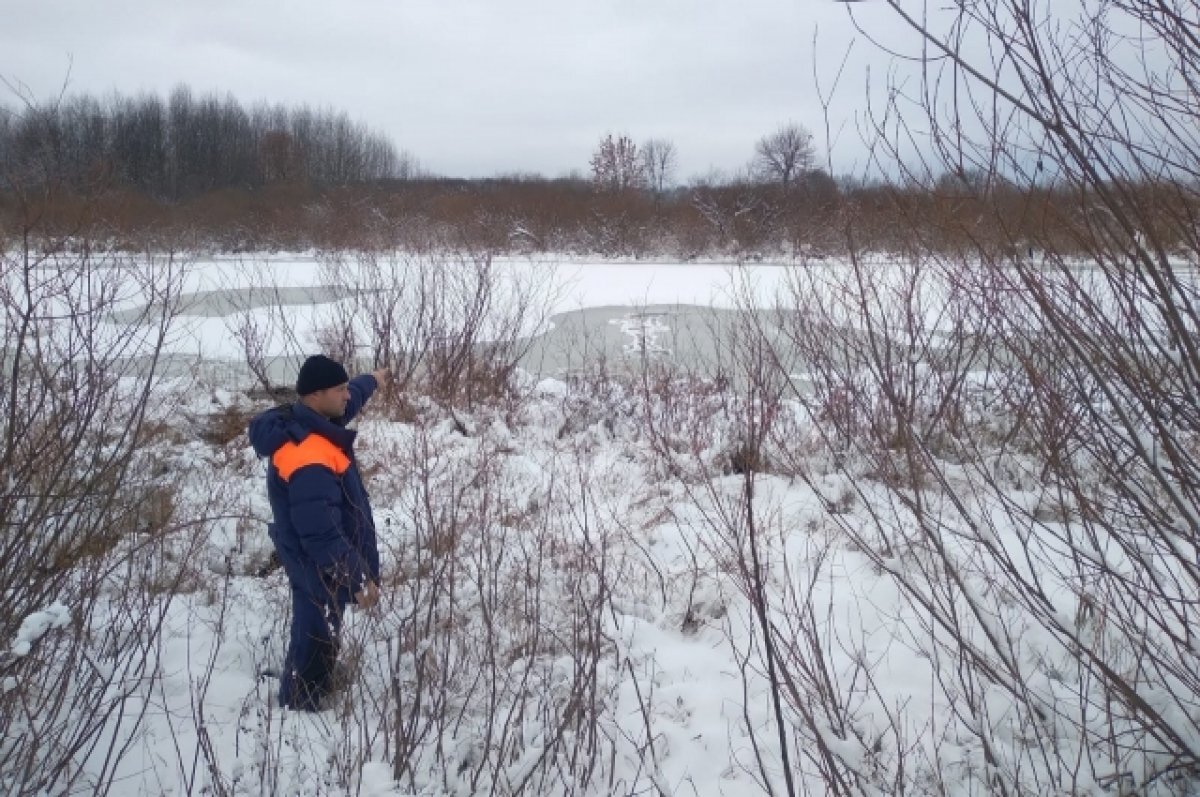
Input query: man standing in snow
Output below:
<box><xmin>248</xmin><ymin>355</ymin><xmax>389</xmax><ymax>711</ymax></box>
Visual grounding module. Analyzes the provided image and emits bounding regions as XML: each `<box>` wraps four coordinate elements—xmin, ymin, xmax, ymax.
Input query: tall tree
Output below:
<box><xmin>752</xmin><ymin>122</ymin><xmax>815</xmax><ymax>191</ymax></box>
<box><xmin>589</xmin><ymin>134</ymin><xmax>646</xmax><ymax>191</ymax></box>
<box><xmin>641</xmin><ymin>138</ymin><xmax>678</xmax><ymax>195</ymax></box>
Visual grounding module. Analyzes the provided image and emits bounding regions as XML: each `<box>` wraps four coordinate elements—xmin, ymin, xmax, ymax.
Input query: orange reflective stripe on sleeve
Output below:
<box><xmin>272</xmin><ymin>435</ymin><xmax>351</xmax><ymax>482</ymax></box>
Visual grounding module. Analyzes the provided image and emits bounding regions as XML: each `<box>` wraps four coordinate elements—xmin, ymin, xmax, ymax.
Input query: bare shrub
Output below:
<box><xmin>0</xmin><ymin>187</ymin><xmax>205</xmax><ymax>792</ymax></box>
<box><xmin>321</xmin><ymin>399</ymin><xmax>663</xmax><ymax>794</ymax></box>
<box><xmin>311</xmin><ymin>249</ymin><xmax>556</xmax><ymax>411</ymax></box>
<box><xmin>219</xmin><ymin>258</ymin><xmax>312</xmax><ymax>394</ymax></box>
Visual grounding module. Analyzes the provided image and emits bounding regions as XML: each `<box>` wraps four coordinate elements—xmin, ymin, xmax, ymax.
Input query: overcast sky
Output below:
<box><xmin>2</xmin><ymin>1</ymin><xmax>921</xmax><ymax>181</ymax></box>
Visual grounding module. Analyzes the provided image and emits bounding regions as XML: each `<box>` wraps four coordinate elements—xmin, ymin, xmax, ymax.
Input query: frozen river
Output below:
<box><xmin>110</xmin><ymin>254</ymin><xmax>807</xmax><ymax>388</ymax></box>
<box><xmin>133</xmin><ymin>289</ymin><xmax>801</xmax><ymax>388</ymax></box>
<box><xmin>107</xmin><ymin>251</ymin><xmax>1165</xmax><ymax>390</ymax></box>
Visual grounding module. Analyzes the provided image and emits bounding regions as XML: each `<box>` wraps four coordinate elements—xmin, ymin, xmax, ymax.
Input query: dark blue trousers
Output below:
<box><xmin>279</xmin><ymin>587</ymin><xmax>344</xmax><ymax>711</ymax></box>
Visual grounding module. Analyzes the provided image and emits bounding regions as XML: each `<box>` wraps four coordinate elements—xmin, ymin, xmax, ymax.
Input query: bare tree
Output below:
<box><xmin>641</xmin><ymin>137</ymin><xmax>677</xmax><ymax>195</ymax></box>
<box><xmin>589</xmin><ymin>133</ymin><xmax>646</xmax><ymax>192</ymax></box>
<box><xmin>394</xmin><ymin>148</ymin><xmax>423</xmax><ymax>180</ymax></box>
<box><xmin>752</xmin><ymin>122</ymin><xmax>815</xmax><ymax>191</ymax></box>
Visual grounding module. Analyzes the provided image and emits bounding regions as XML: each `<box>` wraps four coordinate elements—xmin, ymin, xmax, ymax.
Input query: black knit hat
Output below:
<box><xmin>296</xmin><ymin>355</ymin><xmax>350</xmax><ymax>395</ymax></box>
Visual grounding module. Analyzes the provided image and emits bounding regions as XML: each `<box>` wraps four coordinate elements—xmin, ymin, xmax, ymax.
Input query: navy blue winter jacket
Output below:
<box><xmin>248</xmin><ymin>375</ymin><xmax>381</xmax><ymax>602</ymax></box>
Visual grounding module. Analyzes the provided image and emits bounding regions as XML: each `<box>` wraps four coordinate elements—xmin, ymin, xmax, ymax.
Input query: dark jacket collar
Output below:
<box><xmin>292</xmin><ymin>401</ymin><xmax>358</xmax><ymax>452</ymax></box>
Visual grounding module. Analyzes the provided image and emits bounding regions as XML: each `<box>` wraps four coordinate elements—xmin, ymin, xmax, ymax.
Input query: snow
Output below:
<box><xmin>4</xmin><ymin>250</ymin><xmax>1198</xmax><ymax>795</ymax></box>
<box><xmin>10</xmin><ymin>601</ymin><xmax>71</xmax><ymax>657</ymax></box>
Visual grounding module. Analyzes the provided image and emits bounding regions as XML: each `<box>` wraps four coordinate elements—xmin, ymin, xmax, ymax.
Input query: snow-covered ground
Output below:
<box><xmin>91</xmin><ymin>372</ymin><xmax>946</xmax><ymax>796</ymax></box>
<box><xmin>5</xmin><ymin>251</ymin><xmax>1200</xmax><ymax>795</ymax></box>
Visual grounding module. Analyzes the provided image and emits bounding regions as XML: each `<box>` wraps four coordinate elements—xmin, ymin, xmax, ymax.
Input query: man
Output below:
<box><xmin>248</xmin><ymin>354</ymin><xmax>389</xmax><ymax>711</ymax></box>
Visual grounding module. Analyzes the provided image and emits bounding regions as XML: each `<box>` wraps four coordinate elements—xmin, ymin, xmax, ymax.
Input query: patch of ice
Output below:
<box><xmin>612</xmin><ymin>312</ymin><xmax>673</xmax><ymax>357</ymax></box>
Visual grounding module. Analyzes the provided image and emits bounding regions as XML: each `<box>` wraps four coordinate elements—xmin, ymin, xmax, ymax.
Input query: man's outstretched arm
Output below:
<box><xmin>340</xmin><ymin>368</ymin><xmax>390</xmax><ymax>423</ymax></box>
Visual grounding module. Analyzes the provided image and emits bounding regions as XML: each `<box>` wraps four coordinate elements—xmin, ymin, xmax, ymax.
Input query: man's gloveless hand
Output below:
<box><xmin>355</xmin><ymin>580</ymin><xmax>380</xmax><ymax>610</ymax></box>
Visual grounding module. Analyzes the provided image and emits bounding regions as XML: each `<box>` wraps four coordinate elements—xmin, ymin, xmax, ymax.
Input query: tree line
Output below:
<box><xmin>0</xmin><ymin>85</ymin><xmax>406</xmax><ymax>199</ymax></box>
<box><xmin>3</xmin><ymin>86</ymin><xmax>1192</xmax><ymax>263</ymax></box>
